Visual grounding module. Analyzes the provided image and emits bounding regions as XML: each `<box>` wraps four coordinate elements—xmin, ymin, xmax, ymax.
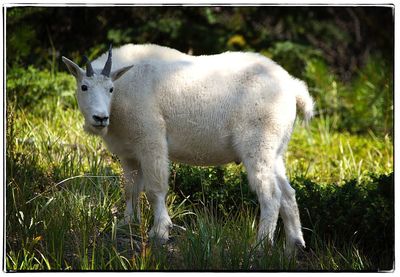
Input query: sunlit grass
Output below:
<box><xmin>287</xmin><ymin>116</ymin><xmax>393</xmax><ymax>184</ymax></box>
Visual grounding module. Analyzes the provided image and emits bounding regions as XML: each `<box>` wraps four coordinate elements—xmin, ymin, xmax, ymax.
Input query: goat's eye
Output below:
<box><xmin>109</xmin><ymin>87</ymin><xmax>114</xmax><ymax>93</ymax></box>
<box><xmin>81</xmin><ymin>85</ymin><xmax>88</xmax><ymax>91</ymax></box>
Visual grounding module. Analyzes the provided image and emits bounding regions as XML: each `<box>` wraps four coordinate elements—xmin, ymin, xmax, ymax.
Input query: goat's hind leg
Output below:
<box><xmin>276</xmin><ymin>156</ymin><xmax>305</xmax><ymax>256</ymax></box>
<box><xmin>242</xmin><ymin>148</ymin><xmax>282</xmax><ymax>247</ymax></box>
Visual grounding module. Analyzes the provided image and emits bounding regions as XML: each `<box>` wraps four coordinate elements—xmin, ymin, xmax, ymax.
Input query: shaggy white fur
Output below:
<box><xmin>62</xmin><ymin>43</ymin><xmax>314</xmax><ymax>254</ymax></box>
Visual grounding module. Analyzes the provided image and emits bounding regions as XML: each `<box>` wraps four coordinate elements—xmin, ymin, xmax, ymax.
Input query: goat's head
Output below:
<box><xmin>62</xmin><ymin>45</ymin><xmax>133</xmax><ymax>136</ymax></box>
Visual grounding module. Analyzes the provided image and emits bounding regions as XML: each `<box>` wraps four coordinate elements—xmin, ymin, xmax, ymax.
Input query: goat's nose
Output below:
<box><xmin>92</xmin><ymin>115</ymin><xmax>109</xmax><ymax>123</ymax></box>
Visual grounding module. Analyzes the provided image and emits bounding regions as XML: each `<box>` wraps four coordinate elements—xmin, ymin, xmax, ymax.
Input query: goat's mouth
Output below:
<box><xmin>84</xmin><ymin>122</ymin><xmax>109</xmax><ymax>136</ymax></box>
<box><xmin>92</xmin><ymin>123</ymin><xmax>108</xmax><ymax>129</ymax></box>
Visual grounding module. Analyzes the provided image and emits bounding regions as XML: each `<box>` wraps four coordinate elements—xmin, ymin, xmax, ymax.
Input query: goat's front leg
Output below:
<box><xmin>121</xmin><ymin>159</ymin><xmax>143</xmax><ymax>223</ymax></box>
<box><xmin>140</xmin><ymin>148</ymin><xmax>172</xmax><ymax>244</ymax></box>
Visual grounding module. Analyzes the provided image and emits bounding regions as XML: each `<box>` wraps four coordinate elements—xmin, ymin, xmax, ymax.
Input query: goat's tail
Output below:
<box><xmin>292</xmin><ymin>78</ymin><xmax>314</xmax><ymax>123</ymax></box>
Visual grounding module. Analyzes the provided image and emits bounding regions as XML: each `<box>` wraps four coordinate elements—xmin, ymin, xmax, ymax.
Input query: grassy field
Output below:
<box><xmin>5</xmin><ymin>71</ymin><xmax>393</xmax><ymax>271</ymax></box>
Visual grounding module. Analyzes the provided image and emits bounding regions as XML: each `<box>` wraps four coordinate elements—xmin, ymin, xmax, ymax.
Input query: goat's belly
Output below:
<box><xmin>167</xmin><ymin>134</ymin><xmax>238</xmax><ymax>166</ymax></box>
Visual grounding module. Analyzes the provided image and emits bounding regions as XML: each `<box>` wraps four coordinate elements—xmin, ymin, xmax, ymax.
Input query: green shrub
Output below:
<box><xmin>293</xmin><ymin>172</ymin><xmax>394</xmax><ymax>270</ymax></box>
<box><xmin>304</xmin><ymin>56</ymin><xmax>393</xmax><ymax>136</ymax></box>
<box><xmin>170</xmin><ymin>164</ymin><xmax>255</xmax><ymax>216</ymax></box>
<box><xmin>6</xmin><ymin>66</ymin><xmax>76</xmax><ymax>109</ymax></box>
<box><xmin>346</xmin><ymin>56</ymin><xmax>393</xmax><ymax>135</ymax></box>
<box><xmin>266</xmin><ymin>41</ymin><xmax>322</xmax><ymax>79</ymax></box>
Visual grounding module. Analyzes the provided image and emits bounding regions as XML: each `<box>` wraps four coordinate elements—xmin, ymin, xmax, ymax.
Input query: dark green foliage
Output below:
<box><xmin>7</xmin><ymin>6</ymin><xmax>393</xmax><ymax>80</ymax></box>
<box><xmin>293</xmin><ymin>173</ymin><xmax>394</xmax><ymax>270</ymax></box>
<box><xmin>304</xmin><ymin>56</ymin><xmax>393</xmax><ymax>135</ymax></box>
<box><xmin>345</xmin><ymin>57</ymin><xmax>393</xmax><ymax>135</ymax></box>
<box><xmin>170</xmin><ymin>164</ymin><xmax>255</xmax><ymax>216</ymax></box>
<box><xmin>267</xmin><ymin>41</ymin><xmax>322</xmax><ymax>79</ymax></box>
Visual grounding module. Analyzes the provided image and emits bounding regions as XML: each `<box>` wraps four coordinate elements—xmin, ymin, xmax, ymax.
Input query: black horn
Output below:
<box><xmin>83</xmin><ymin>55</ymin><xmax>94</xmax><ymax>77</ymax></box>
<box><xmin>101</xmin><ymin>44</ymin><xmax>112</xmax><ymax>77</ymax></box>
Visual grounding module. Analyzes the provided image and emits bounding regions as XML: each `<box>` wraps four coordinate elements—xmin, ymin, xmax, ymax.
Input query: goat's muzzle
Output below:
<box><xmin>92</xmin><ymin>115</ymin><xmax>109</xmax><ymax>128</ymax></box>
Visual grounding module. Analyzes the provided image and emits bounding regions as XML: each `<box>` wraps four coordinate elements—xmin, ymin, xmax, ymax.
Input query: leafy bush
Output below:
<box><xmin>346</xmin><ymin>56</ymin><xmax>393</xmax><ymax>135</ymax></box>
<box><xmin>304</xmin><ymin>56</ymin><xmax>393</xmax><ymax>135</ymax></box>
<box><xmin>293</xmin><ymin>172</ymin><xmax>394</xmax><ymax>269</ymax></box>
<box><xmin>170</xmin><ymin>164</ymin><xmax>255</xmax><ymax>216</ymax></box>
<box><xmin>266</xmin><ymin>41</ymin><xmax>322</xmax><ymax>79</ymax></box>
<box><xmin>7</xmin><ymin>66</ymin><xmax>76</xmax><ymax>109</ymax></box>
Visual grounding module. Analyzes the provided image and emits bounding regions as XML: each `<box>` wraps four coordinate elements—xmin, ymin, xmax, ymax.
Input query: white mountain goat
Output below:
<box><xmin>62</xmin><ymin>43</ymin><xmax>314</xmax><ymax>254</ymax></box>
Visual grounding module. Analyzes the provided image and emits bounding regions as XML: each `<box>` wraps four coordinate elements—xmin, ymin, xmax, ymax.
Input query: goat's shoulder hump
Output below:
<box><xmin>93</xmin><ymin>43</ymin><xmax>189</xmax><ymax>70</ymax></box>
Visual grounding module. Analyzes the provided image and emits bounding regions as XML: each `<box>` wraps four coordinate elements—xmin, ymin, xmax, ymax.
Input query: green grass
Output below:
<box><xmin>6</xmin><ymin>75</ymin><xmax>393</xmax><ymax>271</ymax></box>
<box><xmin>288</xmin><ymin>115</ymin><xmax>392</xmax><ymax>184</ymax></box>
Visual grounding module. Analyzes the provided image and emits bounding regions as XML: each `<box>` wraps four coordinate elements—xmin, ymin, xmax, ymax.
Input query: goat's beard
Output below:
<box><xmin>83</xmin><ymin>122</ymin><xmax>108</xmax><ymax>137</ymax></box>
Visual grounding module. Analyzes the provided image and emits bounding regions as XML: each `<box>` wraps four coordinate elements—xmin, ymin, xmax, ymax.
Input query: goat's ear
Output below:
<box><xmin>111</xmin><ymin>65</ymin><xmax>133</xmax><ymax>81</ymax></box>
<box><xmin>62</xmin><ymin>56</ymin><xmax>84</xmax><ymax>79</ymax></box>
